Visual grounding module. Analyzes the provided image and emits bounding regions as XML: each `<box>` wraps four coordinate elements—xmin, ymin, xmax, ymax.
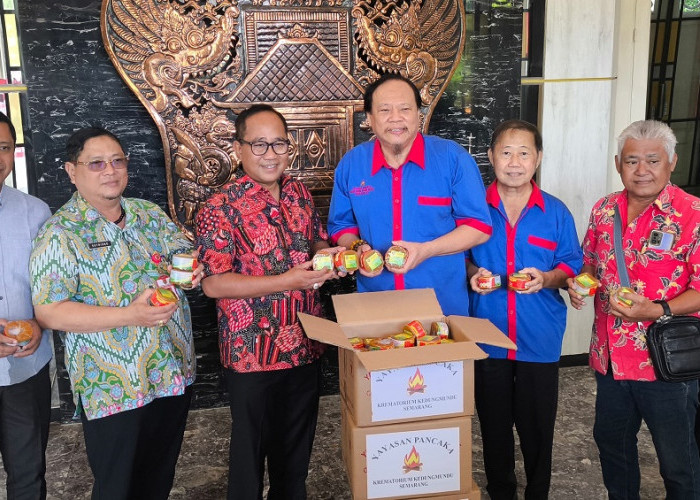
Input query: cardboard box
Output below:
<box><xmin>300</xmin><ymin>289</ymin><xmax>515</xmax><ymax>426</ymax></box>
<box><xmin>406</xmin><ymin>480</ymin><xmax>481</xmax><ymax>500</ymax></box>
<box><xmin>339</xmin><ymin>347</ymin><xmax>476</xmax><ymax>425</ymax></box>
<box><xmin>341</xmin><ymin>397</ymin><xmax>474</xmax><ymax>500</ymax></box>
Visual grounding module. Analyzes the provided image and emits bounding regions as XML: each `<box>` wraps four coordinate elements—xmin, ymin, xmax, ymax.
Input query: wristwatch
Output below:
<box><xmin>653</xmin><ymin>299</ymin><xmax>673</xmax><ymax>321</ymax></box>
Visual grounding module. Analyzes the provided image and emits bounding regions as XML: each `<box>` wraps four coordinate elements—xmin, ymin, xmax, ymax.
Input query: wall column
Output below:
<box><xmin>538</xmin><ymin>0</ymin><xmax>650</xmax><ymax>355</ymax></box>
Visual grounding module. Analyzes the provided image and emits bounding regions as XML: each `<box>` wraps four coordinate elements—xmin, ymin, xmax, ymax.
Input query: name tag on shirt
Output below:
<box><xmin>88</xmin><ymin>241</ymin><xmax>112</xmax><ymax>249</ymax></box>
<box><xmin>648</xmin><ymin>230</ymin><xmax>674</xmax><ymax>251</ymax></box>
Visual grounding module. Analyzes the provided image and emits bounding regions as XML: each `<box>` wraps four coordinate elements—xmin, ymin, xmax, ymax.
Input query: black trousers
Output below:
<box><xmin>80</xmin><ymin>386</ymin><xmax>192</xmax><ymax>500</ymax></box>
<box><xmin>224</xmin><ymin>362</ymin><xmax>321</xmax><ymax>500</ymax></box>
<box><xmin>695</xmin><ymin>386</ymin><xmax>700</xmax><ymax>448</ymax></box>
<box><xmin>475</xmin><ymin>358</ymin><xmax>559</xmax><ymax>500</ymax></box>
<box><xmin>0</xmin><ymin>363</ymin><xmax>51</xmax><ymax>500</ymax></box>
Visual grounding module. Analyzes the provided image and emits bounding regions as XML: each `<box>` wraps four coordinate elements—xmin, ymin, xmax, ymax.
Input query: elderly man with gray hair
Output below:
<box><xmin>568</xmin><ymin>120</ymin><xmax>700</xmax><ymax>499</ymax></box>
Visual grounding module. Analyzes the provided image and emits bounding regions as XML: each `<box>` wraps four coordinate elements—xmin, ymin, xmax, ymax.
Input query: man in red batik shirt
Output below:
<box><xmin>568</xmin><ymin>120</ymin><xmax>700</xmax><ymax>499</ymax></box>
<box><xmin>196</xmin><ymin>104</ymin><xmax>340</xmax><ymax>500</ymax></box>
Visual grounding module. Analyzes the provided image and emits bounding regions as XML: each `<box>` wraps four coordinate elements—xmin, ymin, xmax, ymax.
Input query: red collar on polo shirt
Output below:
<box><xmin>485</xmin><ymin>180</ymin><xmax>546</xmax><ymax>211</ymax></box>
<box><xmin>371</xmin><ymin>133</ymin><xmax>425</xmax><ymax>175</ymax></box>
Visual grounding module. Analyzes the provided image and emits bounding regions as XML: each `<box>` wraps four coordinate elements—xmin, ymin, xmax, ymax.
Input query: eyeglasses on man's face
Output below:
<box><xmin>75</xmin><ymin>156</ymin><xmax>129</xmax><ymax>172</ymax></box>
<box><xmin>238</xmin><ymin>139</ymin><xmax>291</xmax><ymax>156</ymax></box>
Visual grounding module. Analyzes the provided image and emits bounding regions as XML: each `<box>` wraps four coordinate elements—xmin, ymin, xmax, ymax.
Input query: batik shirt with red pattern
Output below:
<box><xmin>582</xmin><ymin>183</ymin><xmax>700</xmax><ymax>381</ymax></box>
<box><xmin>195</xmin><ymin>172</ymin><xmax>326</xmax><ymax>372</ymax></box>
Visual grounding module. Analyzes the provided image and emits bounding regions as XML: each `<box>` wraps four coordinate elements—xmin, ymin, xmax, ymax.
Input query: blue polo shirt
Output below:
<box><xmin>328</xmin><ymin>134</ymin><xmax>492</xmax><ymax>316</ymax></box>
<box><xmin>467</xmin><ymin>182</ymin><xmax>582</xmax><ymax>362</ymax></box>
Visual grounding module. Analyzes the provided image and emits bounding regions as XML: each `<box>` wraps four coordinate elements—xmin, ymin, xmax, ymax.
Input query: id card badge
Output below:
<box><xmin>648</xmin><ymin>230</ymin><xmax>674</xmax><ymax>251</ymax></box>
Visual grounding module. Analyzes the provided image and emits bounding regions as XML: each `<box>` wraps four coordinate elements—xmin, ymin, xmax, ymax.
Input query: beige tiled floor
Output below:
<box><xmin>0</xmin><ymin>366</ymin><xmax>667</xmax><ymax>499</ymax></box>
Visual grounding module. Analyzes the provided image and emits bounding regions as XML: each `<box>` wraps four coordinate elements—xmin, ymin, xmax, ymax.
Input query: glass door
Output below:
<box><xmin>648</xmin><ymin>0</ymin><xmax>700</xmax><ymax>194</ymax></box>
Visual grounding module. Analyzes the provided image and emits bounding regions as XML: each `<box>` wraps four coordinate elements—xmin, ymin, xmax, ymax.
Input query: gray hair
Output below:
<box><xmin>617</xmin><ymin>120</ymin><xmax>677</xmax><ymax>161</ymax></box>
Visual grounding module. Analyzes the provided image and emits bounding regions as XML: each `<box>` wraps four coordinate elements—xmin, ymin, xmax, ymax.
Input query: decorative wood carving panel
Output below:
<box><xmin>101</xmin><ymin>0</ymin><xmax>465</xmax><ymax>238</ymax></box>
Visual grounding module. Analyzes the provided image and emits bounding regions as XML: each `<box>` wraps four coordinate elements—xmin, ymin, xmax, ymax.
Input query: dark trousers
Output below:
<box><xmin>695</xmin><ymin>386</ymin><xmax>700</xmax><ymax>450</ymax></box>
<box><xmin>594</xmin><ymin>369</ymin><xmax>700</xmax><ymax>500</ymax></box>
<box><xmin>223</xmin><ymin>362</ymin><xmax>321</xmax><ymax>500</ymax></box>
<box><xmin>0</xmin><ymin>363</ymin><xmax>51</xmax><ymax>500</ymax></box>
<box><xmin>80</xmin><ymin>386</ymin><xmax>192</xmax><ymax>500</ymax></box>
<box><xmin>475</xmin><ymin>358</ymin><xmax>559</xmax><ymax>500</ymax></box>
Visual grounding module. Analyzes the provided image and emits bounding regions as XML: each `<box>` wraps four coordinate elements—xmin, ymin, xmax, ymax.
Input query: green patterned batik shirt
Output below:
<box><xmin>30</xmin><ymin>192</ymin><xmax>196</xmax><ymax>420</ymax></box>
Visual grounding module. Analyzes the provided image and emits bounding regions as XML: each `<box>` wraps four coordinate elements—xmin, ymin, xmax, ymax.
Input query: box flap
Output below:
<box><xmin>298</xmin><ymin>312</ymin><xmax>353</xmax><ymax>350</ymax></box>
<box><xmin>333</xmin><ymin>289</ymin><xmax>442</xmax><ymax>326</ymax></box>
<box><xmin>356</xmin><ymin>341</ymin><xmax>487</xmax><ymax>371</ymax></box>
<box><xmin>448</xmin><ymin>315</ymin><xmax>517</xmax><ymax>350</ymax></box>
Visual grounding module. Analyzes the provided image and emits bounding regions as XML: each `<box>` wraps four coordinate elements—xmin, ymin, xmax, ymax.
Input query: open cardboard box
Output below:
<box><xmin>299</xmin><ymin>289</ymin><xmax>515</xmax><ymax>426</ymax></box>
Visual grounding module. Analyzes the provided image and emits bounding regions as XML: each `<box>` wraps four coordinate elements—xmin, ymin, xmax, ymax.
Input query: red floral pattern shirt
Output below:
<box><xmin>195</xmin><ymin>172</ymin><xmax>326</xmax><ymax>372</ymax></box>
<box><xmin>583</xmin><ymin>183</ymin><xmax>700</xmax><ymax>381</ymax></box>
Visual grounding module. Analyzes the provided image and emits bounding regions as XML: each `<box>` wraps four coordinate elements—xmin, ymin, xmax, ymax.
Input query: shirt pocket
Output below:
<box><xmin>416</xmin><ymin>196</ymin><xmax>453</xmax><ymax>237</ymax></box>
<box><xmin>525</xmin><ymin>234</ymin><xmax>559</xmax><ymax>269</ymax></box>
<box><xmin>417</xmin><ymin>196</ymin><xmax>452</xmax><ymax>207</ymax></box>
<box><xmin>527</xmin><ymin>234</ymin><xmax>558</xmax><ymax>251</ymax></box>
<box><xmin>639</xmin><ymin>247</ymin><xmax>688</xmax><ymax>294</ymax></box>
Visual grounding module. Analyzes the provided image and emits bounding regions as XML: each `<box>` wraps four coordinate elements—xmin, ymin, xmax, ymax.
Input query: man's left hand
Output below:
<box><xmin>386</xmin><ymin>240</ymin><xmax>427</xmax><ymax>274</ymax></box>
<box><xmin>13</xmin><ymin>319</ymin><xmax>42</xmax><ymax>358</ymax></box>
<box><xmin>609</xmin><ymin>288</ymin><xmax>664</xmax><ymax>322</ymax></box>
<box><xmin>517</xmin><ymin>267</ymin><xmax>544</xmax><ymax>294</ymax></box>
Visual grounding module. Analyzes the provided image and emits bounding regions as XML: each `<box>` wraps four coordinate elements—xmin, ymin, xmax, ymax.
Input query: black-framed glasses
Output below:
<box><xmin>238</xmin><ymin>139</ymin><xmax>291</xmax><ymax>156</ymax></box>
<box><xmin>75</xmin><ymin>156</ymin><xmax>129</xmax><ymax>172</ymax></box>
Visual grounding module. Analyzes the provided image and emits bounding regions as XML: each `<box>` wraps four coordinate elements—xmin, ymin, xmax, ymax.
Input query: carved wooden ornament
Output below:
<box><xmin>101</xmin><ymin>0</ymin><xmax>465</xmax><ymax>238</ymax></box>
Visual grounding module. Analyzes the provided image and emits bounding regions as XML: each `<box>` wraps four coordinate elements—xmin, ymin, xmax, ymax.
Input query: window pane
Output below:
<box><xmin>671</xmin><ymin>20</ymin><xmax>700</xmax><ymax>119</ymax></box>
<box><xmin>674</xmin><ymin>0</ymin><xmax>683</xmax><ymax>17</ymax></box>
<box><xmin>670</xmin><ymin>121</ymin><xmax>696</xmax><ymax>186</ymax></box>
<box><xmin>10</xmin><ymin>69</ymin><xmax>20</xmax><ymax>84</ymax></box>
<box><xmin>2</xmin><ymin>0</ymin><xmax>14</xmax><ymax>10</ymax></box>
<box><xmin>668</xmin><ymin>20</ymin><xmax>679</xmax><ymax>62</ymax></box>
<box><xmin>683</xmin><ymin>0</ymin><xmax>700</xmax><ymax>17</ymax></box>
<box><xmin>653</xmin><ymin>22</ymin><xmax>666</xmax><ymax>63</ymax></box>
<box><xmin>4</xmin><ymin>14</ymin><xmax>20</xmax><ymax>67</ymax></box>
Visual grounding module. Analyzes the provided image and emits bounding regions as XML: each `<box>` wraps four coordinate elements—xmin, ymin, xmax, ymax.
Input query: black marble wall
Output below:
<box><xmin>19</xmin><ymin>0</ymin><xmax>522</xmax><ymax>421</ymax></box>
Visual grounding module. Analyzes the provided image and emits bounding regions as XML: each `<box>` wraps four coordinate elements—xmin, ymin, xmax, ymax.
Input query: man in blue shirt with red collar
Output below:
<box><xmin>467</xmin><ymin>120</ymin><xmax>582</xmax><ymax>500</ymax></box>
<box><xmin>328</xmin><ymin>73</ymin><xmax>492</xmax><ymax>316</ymax></box>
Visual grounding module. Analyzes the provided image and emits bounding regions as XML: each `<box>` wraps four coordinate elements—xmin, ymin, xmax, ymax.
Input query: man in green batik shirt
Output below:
<box><xmin>29</xmin><ymin>127</ymin><xmax>202</xmax><ymax>500</ymax></box>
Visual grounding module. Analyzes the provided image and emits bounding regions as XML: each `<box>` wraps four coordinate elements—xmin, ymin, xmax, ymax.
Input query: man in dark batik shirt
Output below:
<box><xmin>196</xmin><ymin>104</ymin><xmax>339</xmax><ymax>500</ymax></box>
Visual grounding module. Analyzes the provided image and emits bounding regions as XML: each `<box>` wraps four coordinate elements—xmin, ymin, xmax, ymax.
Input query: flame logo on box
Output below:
<box><xmin>407</xmin><ymin>368</ymin><xmax>427</xmax><ymax>395</ymax></box>
<box><xmin>403</xmin><ymin>445</ymin><xmax>423</xmax><ymax>473</ymax></box>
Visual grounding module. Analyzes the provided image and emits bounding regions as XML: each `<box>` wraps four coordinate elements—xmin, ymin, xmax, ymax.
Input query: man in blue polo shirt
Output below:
<box><xmin>467</xmin><ymin>120</ymin><xmax>582</xmax><ymax>500</ymax></box>
<box><xmin>328</xmin><ymin>73</ymin><xmax>492</xmax><ymax>316</ymax></box>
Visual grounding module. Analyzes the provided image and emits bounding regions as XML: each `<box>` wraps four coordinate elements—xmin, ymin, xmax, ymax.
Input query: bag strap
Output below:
<box><xmin>613</xmin><ymin>204</ymin><xmax>631</xmax><ymax>288</ymax></box>
<box><xmin>613</xmin><ymin>206</ymin><xmax>649</xmax><ymax>345</ymax></box>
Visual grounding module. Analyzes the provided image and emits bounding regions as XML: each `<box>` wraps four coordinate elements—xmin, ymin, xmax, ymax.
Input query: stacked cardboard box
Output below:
<box><xmin>300</xmin><ymin>289</ymin><xmax>515</xmax><ymax>500</ymax></box>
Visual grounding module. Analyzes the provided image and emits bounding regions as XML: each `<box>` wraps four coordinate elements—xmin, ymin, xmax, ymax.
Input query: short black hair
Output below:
<box><xmin>489</xmin><ymin>119</ymin><xmax>543</xmax><ymax>152</ymax></box>
<box><xmin>0</xmin><ymin>111</ymin><xmax>17</xmax><ymax>145</ymax></box>
<box><xmin>66</xmin><ymin>127</ymin><xmax>124</xmax><ymax>163</ymax></box>
<box><xmin>363</xmin><ymin>73</ymin><xmax>422</xmax><ymax>113</ymax></box>
<box><xmin>235</xmin><ymin>104</ymin><xmax>288</xmax><ymax>141</ymax></box>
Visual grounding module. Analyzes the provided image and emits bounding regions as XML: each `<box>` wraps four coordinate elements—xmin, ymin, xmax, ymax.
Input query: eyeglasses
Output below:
<box><xmin>238</xmin><ymin>139</ymin><xmax>291</xmax><ymax>156</ymax></box>
<box><xmin>75</xmin><ymin>157</ymin><xmax>129</xmax><ymax>172</ymax></box>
